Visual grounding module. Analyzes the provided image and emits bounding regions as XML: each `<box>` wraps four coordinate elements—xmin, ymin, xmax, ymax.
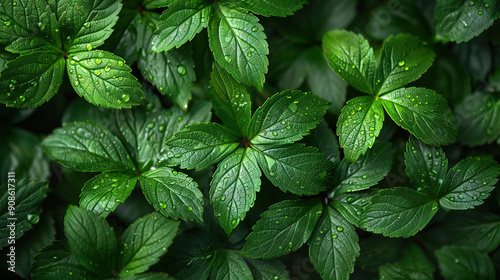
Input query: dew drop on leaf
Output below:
<box><xmin>159</xmin><ymin>202</ymin><xmax>167</xmax><ymax>208</ymax></box>
<box><xmin>177</xmin><ymin>65</ymin><xmax>186</xmax><ymax>75</ymax></box>
<box><xmin>224</xmin><ymin>55</ymin><xmax>232</xmax><ymax>62</ymax></box>
<box><xmin>19</xmin><ymin>95</ymin><xmax>25</xmax><ymax>102</ymax></box>
<box><xmin>86</xmin><ymin>43</ymin><xmax>92</xmax><ymax>50</ymax></box>
<box><xmin>336</xmin><ymin>226</ymin><xmax>343</xmax><ymax>232</ymax></box>
<box><xmin>251</xmin><ymin>26</ymin><xmax>258</xmax><ymax>32</ymax></box>
<box><xmin>398</xmin><ymin>60</ymin><xmax>405</xmax><ymax>66</ymax></box>
<box><xmin>122</xmin><ymin>94</ymin><xmax>130</xmax><ymax>102</ymax></box>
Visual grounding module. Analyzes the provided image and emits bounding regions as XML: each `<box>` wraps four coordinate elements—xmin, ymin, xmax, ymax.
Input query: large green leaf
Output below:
<box><xmin>380</xmin><ymin>87</ymin><xmax>457</xmax><ymax>146</ymax></box>
<box><xmin>241</xmin><ymin>199</ymin><xmax>323</xmax><ymax>259</ymax></box>
<box><xmin>224</xmin><ymin>0</ymin><xmax>306</xmax><ymax>17</ymax></box>
<box><xmin>0</xmin><ymin>180</ymin><xmax>48</xmax><ymax>249</ymax></box>
<box><xmin>80</xmin><ymin>172</ymin><xmax>137</xmax><ymax>217</ymax></box>
<box><xmin>435</xmin><ymin>246</ymin><xmax>496</xmax><ymax>280</ymax></box>
<box><xmin>323</xmin><ymin>30</ymin><xmax>376</xmax><ymax>94</ymax></box>
<box><xmin>362</xmin><ymin>187</ymin><xmax>438</xmax><ymax>238</ymax></box>
<box><xmin>337</xmin><ymin>96</ymin><xmax>384</xmax><ymax>162</ymax></box>
<box><xmin>64</xmin><ymin>206</ymin><xmax>117</xmax><ymax>275</ymax></box>
<box><xmin>378</xmin><ymin>263</ymin><xmax>433</xmax><ymax>280</ymax></box>
<box><xmin>248</xmin><ymin>90</ymin><xmax>329</xmax><ymax>144</ymax></box>
<box><xmin>212</xmin><ymin>249</ymin><xmax>252</xmax><ymax>280</ymax></box>
<box><xmin>434</xmin><ymin>0</ymin><xmax>498</xmax><ymax>43</ymax></box>
<box><xmin>308</xmin><ymin>206</ymin><xmax>360</xmax><ymax>280</ymax></box>
<box><xmin>0</xmin><ymin>53</ymin><xmax>64</xmax><ymax>108</ymax></box>
<box><xmin>118</xmin><ymin>212</ymin><xmax>179</xmax><ymax>276</ymax></box>
<box><xmin>163</xmin><ymin>123</ymin><xmax>239</xmax><ymax>170</ymax></box>
<box><xmin>140</xmin><ymin>167</ymin><xmax>204</xmax><ymax>223</ymax></box>
<box><xmin>253</xmin><ymin>144</ymin><xmax>332</xmax><ymax>195</ymax></box>
<box><xmin>438</xmin><ymin>157</ymin><xmax>500</xmax><ymax>210</ymax></box>
<box><xmin>41</xmin><ymin>121</ymin><xmax>135</xmax><ymax>172</ymax></box>
<box><xmin>210</xmin><ymin>148</ymin><xmax>261</xmax><ymax>235</ymax></box>
<box><xmin>209</xmin><ymin>3</ymin><xmax>269</xmax><ymax>90</ymax></box>
<box><xmin>375</xmin><ymin>34</ymin><xmax>435</xmax><ymax>95</ymax></box>
<box><xmin>66</xmin><ymin>50</ymin><xmax>146</xmax><ymax>109</ymax></box>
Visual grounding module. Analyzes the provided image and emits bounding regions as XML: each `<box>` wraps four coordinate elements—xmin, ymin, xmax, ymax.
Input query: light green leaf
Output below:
<box><xmin>362</xmin><ymin>187</ymin><xmax>438</xmax><ymax>238</ymax></box>
<box><xmin>64</xmin><ymin>205</ymin><xmax>117</xmax><ymax>275</ymax></box>
<box><xmin>253</xmin><ymin>143</ymin><xmax>332</xmax><ymax>195</ymax></box>
<box><xmin>67</xmin><ymin>50</ymin><xmax>146</xmax><ymax>109</ymax></box>
<box><xmin>331</xmin><ymin>190</ymin><xmax>379</xmax><ymax>227</ymax></box>
<box><xmin>245</xmin><ymin>258</ymin><xmax>290</xmax><ymax>280</ymax></box>
<box><xmin>436</xmin><ymin>246</ymin><xmax>496</xmax><ymax>280</ymax></box>
<box><xmin>212</xmin><ymin>250</ymin><xmax>252</xmax><ymax>280</ymax></box>
<box><xmin>405</xmin><ymin>136</ymin><xmax>447</xmax><ymax>196</ymax></box>
<box><xmin>375</xmin><ymin>34</ymin><xmax>435</xmax><ymax>95</ymax></box>
<box><xmin>438</xmin><ymin>157</ymin><xmax>500</xmax><ymax>210</ymax></box>
<box><xmin>0</xmin><ymin>53</ymin><xmax>64</xmax><ymax>108</ymax></box>
<box><xmin>308</xmin><ymin>206</ymin><xmax>360</xmax><ymax>280</ymax></box>
<box><xmin>211</xmin><ymin>65</ymin><xmax>252</xmax><ymax>137</ymax></box>
<box><xmin>0</xmin><ymin>180</ymin><xmax>48</xmax><ymax>249</ymax></box>
<box><xmin>209</xmin><ymin>3</ymin><xmax>269</xmax><ymax>90</ymax></box>
<box><xmin>41</xmin><ymin>121</ymin><xmax>135</xmax><ymax>172</ymax></box>
<box><xmin>380</xmin><ymin>87</ymin><xmax>457</xmax><ymax>146</ymax></box>
<box><xmin>434</xmin><ymin>0</ymin><xmax>498</xmax><ymax>43</ymax></box>
<box><xmin>163</xmin><ymin>123</ymin><xmax>239</xmax><ymax>170</ymax></box>
<box><xmin>140</xmin><ymin>167</ymin><xmax>204</xmax><ymax>223</ymax></box>
<box><xmin>118</xmin><ymin>212</ymin><xmax>180</xmax><ymax>276</ymax></box>
<box><xmin>337</xmin><ymin>96</ymin><xmax>384</xmax><ymax>162</ymax></box>
<box><xmin>334</xmin><ymin>142</ymin><xmax>392</xmax><ymax>194</ymax></box>
<box><xmin>80</xmin><ymin>172</ymin><xmax>137</xmax><ymax>217</ymax></box>
<box><xmin>379</xmin><ymin>263</ymin><xmax>433</xmax><ymax>280</ymax></box>
<box><xmin>210</xmin><ymin>148</ymin><xmax>261</xmax><ymax>235</ymax></box>
<box><xmin>248</xmin><ymin>90</ymin><xmax>329</xmax><ymax>144</ymax></box>
<box><xmin>152</xmin><ymin>0</ymin><xmax>212</xmax><ymax>53</ymax></box>
<box><xmin>241</xmin><ymin>199</ymin><xmax>323</xmax><ymax>259</ymax></box>
<box><xmin>323</xmin><ymin>30</ymin><xmax>376</xmax><ymax>94</ymax></box>
<box><xmin>223</xmin><ymin>0</ymin><xmax>306</xmax><ymax>17</ymax></box>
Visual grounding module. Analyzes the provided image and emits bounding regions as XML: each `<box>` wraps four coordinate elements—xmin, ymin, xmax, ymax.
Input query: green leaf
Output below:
<box><xmin>438</xmin><ymin>157</ymin><xmax>500</xmax><ymax>210</ymax></box>
<box><xmin>375</xmin><ymin>34</ymin><xmax>435</xmax><ymax>95</ymax></box>
<box><xmin>337</xmin><ymin>96</ymin><xmax>384</xmax><ymax>162</ymax></box>
<box><xmin>404</xmin><ymin>136</ymin><xmax>448</xmax><ymax>196</ymax></box>
<box><xmin>163</xmin><ymin>123</ymin><xmax>239</xmax><ymax>170</ymax></box>
<box><xmin>41</xmin><ymin>121</ymin><xmax>135</xmax><ymax>172</ymax></box>
<box><xmin>58</xmin><ymin>0</ymin><xmax>122</xmax><ymax>52</ymax></box>
<box><xmin>211</xmin><ymin>65</ymin><xmax>252</xmax><ymax>137</ymax></box>
<box><xmin>380</xmin><ymin>87</ymin><xmax>457</xmax><ymax>146</ymax></box>
<box><xmin>253</xmin><ymin>143</ymin><xmax>332</xmax><ymax>195</ymax></box>
<box><xmin>152</xmin><ymin>0</ymin><xmax>212</xmax><ymax>53</ymax></box>
<box><xmin>455</xmin><ymin>91</ymin><xmax>500</xmax><ymax>146</ymax></box>
<box><xmin>435</xmin><ymin>246</ymin><xmax>496</xmax><ymax>280</ymax></box>
<box><xmin>118</xmin><ymin>212</ymin><xmax>180</xmax><ymax>276</ymax></box>
<box><xmin>379</xmin><ymin>263</ymin><xmax>433</xmax><ymax>280</ymax></box>
<box><xmin>0</xmin><ymin>53</ymin><xmax>64</xmax><ymax>108</ymax></box>
<box><xmin>362</xmin><ymin>187</ymin><xmax>438</xmax><ymax>238</ymax></box>
<box><xmin>310</xmin><ymin>118</ymin><xmax>341</xmax><ymax>166</ymax></box>
<box><xmin>0</xmin><ymin>179</ymin><xmax>48</xmax><ymax>249</ymax></box>
<box><xmin>80</xmin><ymin>172</ymin><xmax>137</xmax><ymax>217</ymax></box>
<box><xmin>241</xmin><ymin>199</ymin><xmax>323</xmax><ymax>259</ymax></box>
<box><xmin>66</xmin><ymin>50</ymin><xmax>147</xmax><ymax>109</ymax></box>
<box><xmin>248</xmin><ymin>90</ymin><xmax>329</xmax><ymax>145</ymax></box>
<box><xmin>140</xmin><ymin>167</ymin><xmax>204</xmax><ymax>223</ymax></box>
<box><xmin>331</xmin><ymin>190</ymin><xmax>378</xmax><ymax>227</ymax></box>
<box><xmin>224</xmin><ymin>0</ymin><xmax>306</xmax><ymax>17</ymax></box>
<box><xmin>395</xmin><ymin>243</ymin><xmax>434</xmax><ymax>274</ymax></box>
<box><xmin>209</xmin><ymin>3</ymin><xmax>269</xmax><ymax>90</ymax></box>
<box><xmin>323</xmin><ymin>30</ymin><xmax>376</xmax><ymax>94</ymax></box>
<box><xmin>245</xmin><ymin>258</ymin><xmax>290</xmax><ymax>280</ymax></box>
<box><xmin>434</xmin><ymin>0</ymin><xmax>498</xmax><ymax>43</ymax></box>
<box><xmin>308</xmin><ymin>206</ymin><xmax>360</xmax><ymax>280</ymax></box>
<box><xmin>212</xmin><ymin>249</ymin><xmax>252</xmax><ymax>280</ymax></box>
<box><xmin>210</xmin><ymin>147</ymin><xmax>261</xmax><ymax>235</ymax></box>
<box><xmin>334</xmin><ymin>142</ymin><xmax>392</xmax><ymax>194</ymax></box>
<box><xmin>64</xmin><ymin>205</ymin><xmax>117</xmax><ymax>275</ymax></box>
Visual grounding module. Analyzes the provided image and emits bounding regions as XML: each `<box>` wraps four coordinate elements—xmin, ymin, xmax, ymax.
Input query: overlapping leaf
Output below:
<box><xmin>224</xmin><ymin>0</ymin><xmax>306</xmax><ymax>17</ymax></box>
<box><xmin>436</xmin><ymin>246</ymin><xmax>496</xmax><ymax>280</ymax></box>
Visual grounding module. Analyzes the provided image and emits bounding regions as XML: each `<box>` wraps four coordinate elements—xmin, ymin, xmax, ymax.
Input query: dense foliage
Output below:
<box><xmin>1</xmin><ymin>0</ymin><xmax>500</xmax><ymax>279</ymax></box>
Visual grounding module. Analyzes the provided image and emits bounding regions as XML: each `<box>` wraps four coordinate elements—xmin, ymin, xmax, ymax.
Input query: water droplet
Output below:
<box><xmin>27</xmin><ymin>214</ymin><xmax>39</xmax><ymax>224</ymax></box>
<box><xmin>95</xmin><ymin>58</ymin><xmax>102</xmax><ymax>64</ymax></box>
<box><xmin>159</xmin><ymin>202</ymin><xmax>167</xmax><ymax>208</ymax></box>
<box><xmin>483</xmin><ymin>181</ymin><xmax>487</xmax><ymax>185</ymax></box>
<box><xmin>74</xmin><ymin>81</ymin><xmax>80</xmax><ymax>86</ymax></box>
<box><xmin>272</xmin><ymin>131</ymin><xmax>278</xmax><ymax>136</ymax></box>
<box><xmin>12</xmin><ymin>2</ymin><xmax>16</xmax><ymax>6</ymax></box>
<box><xmin>147</xmin><ymin>122</ymin><xmax>155</xmax><ymax>129</ymax></box>
<box><xmin>398</xmin><ymin>60</ymin><xmax>405</xmax><ymax>66</ymax></box>
<box><xmin>122</xmin><ymin>94</ymin><xmax>130</xmax><ymax>102</ymax></box>
<box><xmin>336</xmin><ymin>226</ymin><xmax>343</xmax><ymax>232</ymax></box>
<box><xmin>86</xmin><ymin>43</ymin><xmax>92</xmax><ymax>50</ymax></box>
<box><xmin>221</xmin><ymin>195</ymin><xmax>226</xmax><ymax>201</ymax></box>
<box><xmin>177</xmin><ymin>65</ymin><xmax>186</xmax><ymax>75</ymax></box>
<box><xmin>105</xmin><ymin>66</ymin><xmax>111</xmax><ymax>71</ymax></box>
<box><xmin>158</xmin><ymin>124</ymin><xmax>166</xmax><ymax>132</ymax></box>
<box><xmin>449</xmin><ymin>197</ymin><xmax>455</xmax><ymax>201</ymax></box>
<box><xmin>404</xmin><ymin>66</ymin><xmax>409</xmax><ymax>71</ymax></box>
<box><xmin>188</xmin><ymin>206</ymin><xmax>193</xmax><ymax>211</ymax></box>
<box><xmin>251</xmin><ymin>26</ymin><xmax>258</xmax><ymax>32</ymax></box>
<box><xmin>231</xmin><ymin>219</ymin><xmax>237</xmax><ymax>226</ymax></box>
<box><xmin>286</xmin><ymin>125</ymin><xmax>291</xmax><ymax>129</ymax></box>
<box><xmin>347</xmin><ymin>196</ymin><xmax>355</xmax><ymax>203</ymax></box>
<box><xmin>270</xmin><ymin>172</ymin><xmax>275</xmax><ymax>176</ymax></box>
<box><xmin>118</xmin><ymin>60</ymin><xmax>124</xmax><ymax>66</ymax></box>
<box><xmin>3</xmin><ymin>21</ymin><xmax>11</xmax><ymax>27</ymax></box>
<box><xmin>485</xmin><ymin>3</ymin><xmax>490</xmax><ymax>8</ymax></box>
<box><xmin>224</xmin><ymin>55</ymin><xmax>232</xmax><ymax>62</ymax></box>
<box><xmin>19</xmin><ymin>95</ymin><xmax>25</xmax><ymax>102</ymax></box>
<box><xmin>84</xmin><ymin>22</ymin><xmax>90</xmax><ymax>28</ymax></box>
<box><xmin>478</xmin><ymin>10</ymin><xmax>483</xmax><ymax>15</ymax></box>
<box><xmin>247</xmin><ymin>52</ymin><xmax>252</xmax><ymax>57</ymax></box>
<box><xmin>332</xmin><ymin>234</ymin><xmax>338</xmax><ymax>239</ymax></box>
<box><xmin>93</xmin><ymin>70</ymin><xmax>101</xmax><ymax>76</ymax></box>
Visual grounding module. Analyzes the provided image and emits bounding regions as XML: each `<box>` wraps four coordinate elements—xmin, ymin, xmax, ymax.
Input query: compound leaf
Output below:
<box><xmin>212</xmin><ymin>249</ymin><xmax>252</xmax><ymax>280</ymax></box>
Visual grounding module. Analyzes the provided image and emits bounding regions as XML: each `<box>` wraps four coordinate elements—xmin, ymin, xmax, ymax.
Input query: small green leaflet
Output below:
<box><xmin>308</xmin><ymin>206</ymin><xmax>360</xmax><ymax>280</ymax></box>
<box><xmin>241</xmin><ymin>199</ymin><xmax>323</xmax><ymax>259</ymax></box>
<box><xmin>434</xmin><ymin>0</ymin><xmax>498</xmax><ymax>43</ymax></box>
<box><xmin>140</xmin><ymin>167</ymin><xmax>204</xmax><ymax>223</ymax></box>
<box><xmin>323</xmin><ymin>30</ymin><xmax>376</xmax><ymax>94</ymax></box>
<box><xmin>336</xmin><ymin>96</ymin><xmax>384</xmax><ymax>162</ymax></box>
<box><xmin>248</xmin><ymin>90</ymin><xmax>329</xmax><ymax>145</ymax></box>
<box><xmin>380</xmin><ymin>87</ymin><xmax>457</xmax><ymax>146</ymax></box>
<box><xmin>362</xmin><ymin>187</ymin><xmax>438</xmax><ymax>238</ymax></box>
<box><xmin>438</xmin><ymin>157</ymin><xmax>500</xmax><ymax>210</ymax></box>
<box><xmin>67</xmin><ymin>50</ymin><xmax>146</xmax><ymax>109</ymax></box>
<box><xmin>223</xmin><ymin>0</ymin><xmax>306</xmax><ymax>17</ymax></box>
<box><xmin>210</xmin><ymin>148</ymin><xmax>261</xmax><ymax>235</ymax></box>
<box><xmin>212</xmin><ymin>250</ymin><xmax>253</xmax><ymax>280</ymax></box>
<box><xmin>435</xmin><ymin>246</ymin><xmax>496</xmax><ymax>280</ymax></box>
<box><xmin>117</xmin><ymin>212</ymin><xmax>179</xmax><ymax>276</ymax></box>
<box><xmin>41</xmin><ymin>121</ymin><xmax>135</xmax><ymax>172</ymax></box>
<box><xmin>0</xmin><ymin>180</ymin><xmax>48</xmax><ymax>249</ymax></box>
<box><xmin>331</xmin><ymin>190</ymin><xmax>378</xmax><ymax>227</ymax></box>
<box><xmin>209</xmin><ymin>3</ymin><xmax>269</xmax><ymax>90</ymax></box>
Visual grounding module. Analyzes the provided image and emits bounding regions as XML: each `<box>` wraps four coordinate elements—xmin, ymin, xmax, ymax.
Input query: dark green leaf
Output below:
<box><xmin>435</xmin><ymin>246</ymin><xmax>496</xmax><ymax>280</ymax></box>
<box><xmin>245</xmin><ymin>258</ymin><xmax>290</xmax><ymax>280</ymax></box>
<box><xmin>212</xmin><ymin>249</ymin><xmax>252</xmax><ymax>280</ymax></box>
<box><xmin>311</xmin><ymin>118</ymin><xmax>341</xmax><ymax>166</ymax></box>
<box><xmin>362</xmin><ymin>187</ymin><xmax>438</xmax><ymax>238</ymax></box>
<box><xmin>396</xmin><ymin>242</ymin><xmax>434</xmax><ymax>274</ymax></box>
<box><xmin>241</xmin><ymin>199</ymin><xmax>323</xmax><ymax>259</ymax></box>
<box><xmin>224</xmin><ymin>0</ymin><xmax>306</xmax><ymax>17</ymax></box>
<box><xmin>331</xmin><ymin>190</ymin><xmax>378</xmax><ymax>227</ymax></box>
<box><xmin>379</xmin><ymin>263</ymin><xmax>433</xmax><ymax>280</ymax></box>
